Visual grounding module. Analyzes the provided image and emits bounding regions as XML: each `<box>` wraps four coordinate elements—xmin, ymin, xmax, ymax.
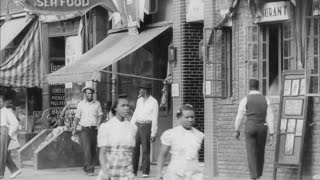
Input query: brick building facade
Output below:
<box><xmin>203</xmin><ymin>0</ymin><xmax>320</xmax><ymax>179</ymax></box>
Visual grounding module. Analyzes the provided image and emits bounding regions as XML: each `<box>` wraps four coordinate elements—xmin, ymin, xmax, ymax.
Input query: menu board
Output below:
<box><xmin>274</xmin><ymin>71</ymin><xmax>308</xmax><ymax>180</ymax></box>
<box><xmin>50</xmin><ymin>61</ymin><xmax>65</xmax><ymax>116</ymax></box>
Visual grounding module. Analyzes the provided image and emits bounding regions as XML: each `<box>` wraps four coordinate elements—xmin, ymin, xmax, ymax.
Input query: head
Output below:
<box><xmin>176</xmin><ymin>104</ymin><xmax>195</xmax><ymax>130</ymax></box>
<box><xmin>84</xmin><ymin>89</ymin><xmax>94</xmax><ymax>102</ymax></box>
<box><xmin>3</xmin><ymin>94</ymin><xmax>13</xmax><ymax>109</ymax></box>
<box><xmin>139</xmin><ymin>87</ymin><xmax>151</xmax><ymax>97</ymax></box>
<box><xmin>249</xmin><ymin>79</ymin><xmax>259</xmax><ymax>91</ymax></box>
<box><xmin>111</xmin><ymin>95</ymin><xmax>130</xmax><ymax>119</ymax></box>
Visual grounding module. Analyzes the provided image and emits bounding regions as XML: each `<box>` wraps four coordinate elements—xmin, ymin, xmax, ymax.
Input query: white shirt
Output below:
<box><xmin>0</xmin><ymin>107</ymin><xmax>19</xmax><ymax>137</ymax></box>
<box><xmin>131</xmin><ymin>95</ymin><xmax>159</xmax><ymax>137</ymax></box>
<box><xmin>161</xmin><ymin>125</ymin><xmax>204</xmax><ymax>161</ymax></box>
<box><xmin>235</xmin><ymin>90</ymin><xmax>275</xmax><ymax>134</ymax></box>
<box><xmin>75</xmin><ymin>100</ymin><xmax>103</xmax><ymax>127</ymax></box>
<box><xmin>97</xmin><ymin>116</ymin><xmax>137</xmax><ymax>147</ymax></box>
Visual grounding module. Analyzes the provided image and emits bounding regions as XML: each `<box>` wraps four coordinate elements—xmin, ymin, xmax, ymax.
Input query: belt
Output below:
<box><xmin>136</xmin><ymin>120</ymin><xmax>152</xmax><ymax>124</ymax></box>
<box><xmin>82</xmin><ymin>126</ymin><xmax>97</xmax><ymax>130</ymax></box>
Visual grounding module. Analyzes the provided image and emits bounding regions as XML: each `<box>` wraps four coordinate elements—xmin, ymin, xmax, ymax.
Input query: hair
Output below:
<box><xmin>249</xmin><ymin>79</ymin><xmax>259</xmax><ymax>90</ymax></box>
<box><xmin>176</xmin><ymin>104</ymin><xmax>194</xmax><ymax>118</ymax></box>
<box><xmin>111</xmin><ymin>94</ymin><xmax>128</xmax><ymax>115</ymax></box>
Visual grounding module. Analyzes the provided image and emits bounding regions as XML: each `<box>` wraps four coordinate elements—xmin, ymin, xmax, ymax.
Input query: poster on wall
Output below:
<box><xmin>284</xmin><ymin>99</ymin><xmax>304</xmax><ymax>116</ymax></box>
<box><xmin>65</xmin><ymin>36</ymin><xmax>82</xmax><ymax>65</ymax></box>
<box><xmin>285</xmin><ymin>134</ymin><xmax>295</xmax><ymax>155</ymax></box>
<box><xmin>186</xmin><ymin>0</ymin><xmax>204</xmax><ymax>22</ymax></box>
<box><xmin>283</xmin><ymin>79</ymin><xmax>292</xmax><ymax>96</ymax></box>
<box><xmin>280</xmin><ymin>119</ymin><xmax>287</xmax><ymax>134</ymax></box>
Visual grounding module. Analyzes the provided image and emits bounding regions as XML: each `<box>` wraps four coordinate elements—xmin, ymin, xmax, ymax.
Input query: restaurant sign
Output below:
<box><xmin>259</xmin><ymin>1</ymin><xmax>293</xmax><ymax>23</ymax></box>
<box><xmin>16</xmin><ymin>0</ymin><xmax>117</xmax><ymax>14</ymax></box>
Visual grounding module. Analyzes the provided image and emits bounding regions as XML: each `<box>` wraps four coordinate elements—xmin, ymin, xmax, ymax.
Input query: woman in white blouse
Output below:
<box><xmin>156</xmin><ymin>104</ymin><xmax>205</xmax><ymax>180</ymax></box>
<box><xmin>97</xmin><ymin>95</ymin><xmax>137</xmax><ymax>180</ymax></box>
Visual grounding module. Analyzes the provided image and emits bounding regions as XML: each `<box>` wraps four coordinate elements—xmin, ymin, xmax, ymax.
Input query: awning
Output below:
<box><xmin>47</xmin><ymin>25</ymin><xmax>171</xmax><ymax>84</ymax></box>
<box><xmin>0</xmin><ymin>17</ymin><xmax>33</xmax><ymax>51</ymax></box>
<box><xmin>0</xmin><ymin>20</ymin><xmax>43</xmax><ymax>87</ymax></box>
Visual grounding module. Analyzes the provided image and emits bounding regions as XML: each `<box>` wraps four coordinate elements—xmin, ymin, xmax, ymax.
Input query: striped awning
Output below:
<box><xmin>0</xmin><ymin>20</ymin><xmax>43</xmax><ymax>87</ymax></box>
<box><xmin>47</xmin><ymin>25</ymin><xmax>171</xmax><ymax>84</ymax></box>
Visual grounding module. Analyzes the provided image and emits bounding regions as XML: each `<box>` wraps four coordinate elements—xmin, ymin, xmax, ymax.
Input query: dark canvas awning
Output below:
<box><xmin>0</xmin><ymin>20</ymin><xmax>43</xmax><ymax>87</ymax></box>
<box><xmin>47</xmin><ymin>25</ymin><xmax>171</xmax><ymax>84</ymax></box>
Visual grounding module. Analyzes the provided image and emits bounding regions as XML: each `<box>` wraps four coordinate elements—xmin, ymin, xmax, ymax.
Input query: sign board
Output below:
<box><xmin>65</xmin><ymin>36</ymin><xmax>82</xmax><ymax>65</ymax></box>
<box><xmin>186</xmin><ymin>0</ymin><xmax>204</xmax><ymax>22</ymax></box>
<box><xmin>273</xmin><ymin>71</ymin><xmax>308</xmax><ymax>180</ymax></box>
<box><xmin>313</xmin><ymin>0</ymin><xmax>320</xmax><ymax>16</ymax></box>
<box><xmin>16</xmin><ymin>0</ymin><xmax>117</xmax><ymax>14</ymax></box>
<box><xmin>33</xmin><ymin>111</ymin><xmax>43</xmax><ymax>132</ymax></box>
<box><xmin>50</xmin><ymin>61</ymin><xmax>65</xmax><ymax>116</ymax></box>
<box><xmin>259</xmin><ymin>1</ymin><xmax>293</xmax><ymax>23</ymax></box>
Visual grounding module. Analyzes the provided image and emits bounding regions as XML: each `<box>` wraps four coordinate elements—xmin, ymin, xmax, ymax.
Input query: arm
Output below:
<box><xmin>151</xmin><ymin>100</ymin><xmax>159</xmax><ymax>138</ymax></box>
<box><xmin>265</xmin><ymin>97</ymin><xmax>275</xmax><ymax>134</ymax></box>
<box><xmin>7</xmin><ymin>109</ymin><xmax>19</xmax><ymax>137</ymax></box>
<box><xmin>97</xmin><ymin>102</ymin><xmax>103</xmax><ymax>127</ymax></box>
<box><xmin>99</xmin><ymin>146</ymin><xmax>109</xmax><ymax>178</ymax></box>
<box><xmin>235</xmin><ymin>97</ymin><xmax>247</xmax><ymax>132</ymax></box>
<box><xmin>130</xmin><ymin>100</ymin><xmax>139</xmax><ymax>125</ymax></box>
<box><xmin>73</xmin><ymin>103</ymin><xmax>81</xmax><ymax>134</ymax></box>
<box><xmin>156</xmin><ymin>144</ymin><xmax>170</xmax><ymax>180</ymax></box>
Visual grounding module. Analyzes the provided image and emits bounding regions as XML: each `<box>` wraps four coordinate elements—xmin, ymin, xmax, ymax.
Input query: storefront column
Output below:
<box><xmin>41</xmin><ymin>23</ymin><xmax>50</xmax><ymax>111</ymax></box>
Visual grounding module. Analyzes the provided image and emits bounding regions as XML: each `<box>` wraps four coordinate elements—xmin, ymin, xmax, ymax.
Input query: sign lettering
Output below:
<box><xmin>16</xmin><ymin>0</ymin><xmax>117</xmax><ymax>14</ymax></box>
<box><xmin>259</xmin><ymin>1</ymin><xmax>293</xmax><ymax>23</ymax></box>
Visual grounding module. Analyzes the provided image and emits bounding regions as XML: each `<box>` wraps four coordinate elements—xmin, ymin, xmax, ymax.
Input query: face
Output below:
<box><xmin>179</xmin><ymin>110</ymin><xmax>195</xmax><ymax>130</ymax></box>
<box><xmin>115</xmin><ymin>98</ymin><xmax>130</xmax><ymax>118</ymax></box>
<box><xmin>84</xmin><ymin>89</ymin><xmax>93</xmax><ymax>101</ymax></box>
<box><xmin>4</xmin><ymin>99</ymin><xmax>13</xmax><ymax>108</ymax></box>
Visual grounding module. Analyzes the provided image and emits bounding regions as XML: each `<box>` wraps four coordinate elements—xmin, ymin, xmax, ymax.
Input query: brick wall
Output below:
<box><xmin>182</xmin><ymin>23</ymin><xmax>204</xmax><ymax>160</ymax></box>
<box><xmin>205</xmin><ymin>0</ymin><xmax>320</xmax><ymax>179</ymax></box>
<box><xmin>172</xmin><ymin>0</ymin><xmax>205</xmax><ymax>161</ymax></box>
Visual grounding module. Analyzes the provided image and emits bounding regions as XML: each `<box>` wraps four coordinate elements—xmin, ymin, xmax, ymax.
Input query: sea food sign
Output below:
<box><xmin>259</xmin><ymin>1</ymin><xmax>293</xmax><ymax>23</ymax></box>
<box><xmin>16</xmin><ymin>0</ymin><xmax>117</xmax><ymax>14</ymax></box>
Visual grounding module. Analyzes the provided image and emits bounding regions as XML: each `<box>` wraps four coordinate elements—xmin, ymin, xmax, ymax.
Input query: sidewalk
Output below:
<box><xmin>3</xmin><ymin>166</ymin><xmax>249</xmax><ymax>180</ymax></box>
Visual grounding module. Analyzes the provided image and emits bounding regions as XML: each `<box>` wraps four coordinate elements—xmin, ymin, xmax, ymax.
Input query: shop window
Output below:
<box><xmin>205</xmin><ymin>28</ymin><xmax>232</xmax><ymax>98</ymax></box>
<box><xmin>306</xmin><ymin>17</ymin><xmax>320</xmax><ymax>95</ymax></box>
<box><xmin>246</xmin><ymin>21</ymin><xmax>298</xmax><ymax>96</ymax></box>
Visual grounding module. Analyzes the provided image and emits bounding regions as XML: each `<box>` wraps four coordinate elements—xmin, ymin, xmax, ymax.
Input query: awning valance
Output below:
<box><xmin>47</xmin><ymin>25</ymin><xmax>171</xmax><ymax>84</ymax></box>
<box><xmin>0</xmin><ymin>17</ymin><xmax>33</xmax><ymax>51</ymax></box>
<box><xmin>0</xmin><ymin>20</ymin><xmax>43</xmax><ymax>87</ymax></box>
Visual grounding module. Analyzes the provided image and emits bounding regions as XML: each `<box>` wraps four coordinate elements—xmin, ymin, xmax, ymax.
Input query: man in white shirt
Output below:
<box><xmin>235</xmin><ymin>79</ymin><xmax>275</xmax><ymax>180</ymax></box>
<box><xmin>131</xmin><ymin>82</ymin><xmax>159</xmax><ymax>178</ymax></box>
<box><xmin>0</xmin><ymin>95</ymin><xmax>21</xmax><ymax>179</ymax></box>
<box><xmin>73</xmin><ymin>86</ymin><xmax>103</xmax><ymax>176</ymax></box>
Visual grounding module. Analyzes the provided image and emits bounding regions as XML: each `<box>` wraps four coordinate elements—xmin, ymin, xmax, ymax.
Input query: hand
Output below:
<box><xmin>268</xmin><ymin>134</ymin><xmax>274</xmax><ymax>146</ymax></box>
<box><xmin>72</xmin><ymin>129</ymin><xmax>76</xmax><ymax>135</ymax></box>
<box><xmin>235</xmin><ymin>131</ymin><xmax>240</xmax><ymax>140</ymax></box>
<box><xmin>150</xmin><ymin>136</ymin><xmax>156</xmax><ymax>143</ymax></box>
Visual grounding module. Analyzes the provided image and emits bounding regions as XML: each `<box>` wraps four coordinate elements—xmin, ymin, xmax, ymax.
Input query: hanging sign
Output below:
<box><xmin>16</xmin><ymin>0</ymin><xmax>118</xmax><ymax>14</ymax></box>
<box><xmin>186</xmin><ymin>0</ymin><xmax>204</xmax><ymax>22</ymax></box>
<box><xmin>259</xmin><ymin>1</ymin><xmax>293</xmax><ymax>23</ymax></box>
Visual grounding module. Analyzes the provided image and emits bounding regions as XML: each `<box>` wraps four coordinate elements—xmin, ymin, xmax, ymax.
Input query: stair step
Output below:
<box><xmin>22</xmin><ymin>160</ymin><xmax>34</xmax><ymax>168</ymax></box>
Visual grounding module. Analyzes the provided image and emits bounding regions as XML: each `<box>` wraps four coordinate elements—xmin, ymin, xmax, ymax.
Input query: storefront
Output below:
<box><xmin>203</xmin><ymin>0</ymin><xmax>318</xmax><ymax>179</ymax></box>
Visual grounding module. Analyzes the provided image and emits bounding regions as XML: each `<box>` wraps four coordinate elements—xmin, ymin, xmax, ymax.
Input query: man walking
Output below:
<box><xmin>235</xmin><ymin>79</ymin><xmax>275</xmax><ymax>180</ymax></box>
<box><xmin>131</xmin><ymin>82</ymin><xmax>159</xmax><ymax>178</ymax></box>
<box><xmin>0</xmin><ymin>95</ymin><xmax>21</xmax><ymax>179</ymax></box>
<box><xmin>73</xmin><ymin>86</ymin><xmax>103</xmax><ymax>176</ymax></box>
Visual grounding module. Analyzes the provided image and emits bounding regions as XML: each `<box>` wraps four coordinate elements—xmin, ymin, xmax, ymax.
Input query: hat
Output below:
<box><xmin>82</xmin><ymin>86</ymin><xmax>95</xmax><ymax>93</ymax></box>
<box><xmin>139</xmin><ymin>82</ymin><xmax>152</xmax><ymax>89</ymax></box>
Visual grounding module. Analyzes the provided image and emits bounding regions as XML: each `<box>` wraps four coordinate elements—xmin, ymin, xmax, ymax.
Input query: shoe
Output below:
<box><xmin>9</xmin><ymin>169</ymin><xmax>21</xmax><ymax>178</ymax></box>
<box><xmin>87</xmin><ymin>172</ymin><xmax>95</xmax><ymax>176</ymax></box>
<box><xmin>142</xmin><ymin>174</ymin><xmax>149</xmax><ymax>178</ymax></box>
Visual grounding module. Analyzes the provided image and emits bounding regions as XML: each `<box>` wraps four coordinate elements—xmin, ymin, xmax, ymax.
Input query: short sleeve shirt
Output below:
<box><xmin>75</xmin><ymin>100</ymin><xmax>103</xmax><ymax>127</ymax></box>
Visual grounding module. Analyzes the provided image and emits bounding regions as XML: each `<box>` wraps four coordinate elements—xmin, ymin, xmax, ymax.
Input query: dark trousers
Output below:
<box><xmin>244</xmin><ymin>122</ymin><xmax>268</xmax><ymax>179</ymax></box>
<box><xmin>79</xmin><ymin>126</ymin><xmax>97</xmax><ymax>173</ymax></box>
<box><xmin>0</xmin><ymin>126</ymin><xmax>18</xmax><ymax>177</ymax></box>
<box><xmin>133</xmin><ymin>122</ymin><xmax>151</xmax><ymax>175</ymax></box>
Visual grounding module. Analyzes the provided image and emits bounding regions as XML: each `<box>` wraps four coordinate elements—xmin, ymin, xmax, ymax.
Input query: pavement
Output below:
<box><xmin>2</xmin><ymin>165</ymin><xmax>251</xmax><ymax>180</ymax></box>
